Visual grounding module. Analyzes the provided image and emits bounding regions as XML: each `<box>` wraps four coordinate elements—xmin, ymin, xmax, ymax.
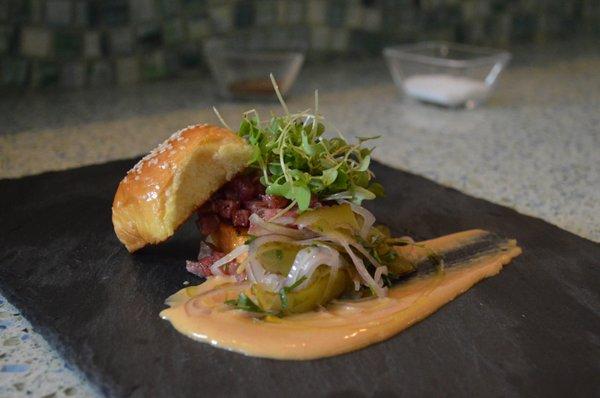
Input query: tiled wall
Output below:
<box><xmin>1</xmin><ymin>0</ymin><xmax>598</xmax><ymax>90</ymax></box>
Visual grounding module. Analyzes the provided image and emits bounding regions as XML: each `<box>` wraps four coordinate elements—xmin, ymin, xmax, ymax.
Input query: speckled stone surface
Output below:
<box><xmin>0</xmin><ymin>43</ymin><xmax>599</xmax><ymax>397</ymax></box>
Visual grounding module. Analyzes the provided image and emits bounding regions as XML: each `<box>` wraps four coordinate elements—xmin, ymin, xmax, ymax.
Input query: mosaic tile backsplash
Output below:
<box><xmin>1</xmin><ymin>0</ymin><xmax>598</xmax><ymax>90</ymax></box>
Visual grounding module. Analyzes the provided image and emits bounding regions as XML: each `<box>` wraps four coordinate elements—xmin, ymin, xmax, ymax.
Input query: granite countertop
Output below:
<box><xmin>1</xmin><ymin>43</ymin><xmax>599</xmax><ymax>396</ymax></box>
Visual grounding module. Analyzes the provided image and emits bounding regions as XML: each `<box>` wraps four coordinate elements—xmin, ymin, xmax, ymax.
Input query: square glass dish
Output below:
<box><xmin>384</xmin><ymin>42</ymin><xmax>511</xmax><ymax>108</ymax></box>
<box><xmin>204</xmin><ymin>35</ymin><xmax>306</xmax><ymax>100</ymax></box>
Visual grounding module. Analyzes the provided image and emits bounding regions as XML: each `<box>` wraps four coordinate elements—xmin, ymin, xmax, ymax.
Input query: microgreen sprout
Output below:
<box><xmin>231</xmin><ymin>75</ymin><xmax>384</xmax><ymax>212</ymax></box>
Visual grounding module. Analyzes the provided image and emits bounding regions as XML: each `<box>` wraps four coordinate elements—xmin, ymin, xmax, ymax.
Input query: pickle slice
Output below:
<box><xmin>255</xmin><ymin>242</ymin><xmax>302</xmax><ymax>275</ymax></box>
<box><xmin>296</xmin><ymin>204</ymin><xmax>359</xmax><ymax>233</ymax></box>
<box><xmin>252</xmin><ymin>267</ymin><xmax>352</xmax><ymax>315</ymax></box>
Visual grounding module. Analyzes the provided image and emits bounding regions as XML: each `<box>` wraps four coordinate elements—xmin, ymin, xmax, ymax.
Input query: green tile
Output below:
<box><xmin>55</xmin><ymin>30</ymin><xmax>82</xmax><ymax>58</ymax></box>
<box><xmin>178</xmin><ymin>44</ymin><xmax>202</xmax><ymax>69</ymax></box>
<box><xmin>284</xmin><ymin>1</ymin><xmax>305</xmax><ymax>24</ymax></box>
<box><xmin>349</xmin><ymin>30</ymin><xmax>382</xmax><ymax>55</ymax></box>
<box><xmin>234</xmin><ymin>0</ymin><xmax>255</xmax><ymax>28</ymax></box>
<box><xmin>141</xmin><ymin>50</ymin><xmax>168</xmax><ymax>80</ymax></box>
<box><xmin>107</xmin><ymin>27</ymin><xmax>134</xmax><ymax>55</ymax></box>
<box><xmin>1</xmin><ymin>58</ymin><xmax>29</xmax><ymax>86</ymax></box>
<box><xmin>187</xmin><ymin>16</ymin><xmax>210</xmax><ymax>40</ymax></box>
<box><xmin>307</xmin><ymin>0</ymin><xmax>326</xmax><ymax>25</ymax></box>
<box><xmin>331</xmin><ymin>28</ymin><xmax>349</xmax><ymax>51</ymax></box>
<box><xmin>30</xmin><ymin>60</ymin><xmax>59</xmax><ymax>88</ymax></box>
<box><xmin>0</xmin><ymin>27</ymin><xmax>10</xmax><ymax>55</ymax></box>
<box><xmin>60</xmin><ymin>61</ymin><xmax>86</xmax><ymax>88</ymax></box>
<box><xmin>327</xmin><ymin>0</ymin><xmax>347</xmax><ymax>28</ymax></box>
<box><xmin>511</xmin><ymin>13</ymin><xmax>537</xmax><ymax>42</ymax></box>
<box><xmin>9</xmin><ymin>0</ymin><xmax>30</xmax><ymax>23</ymax></box>
<box><xmin>310</xmin><ymin>26</ymin><xmax>331</xmax><ymax>50</ymax></box>
<box><xmin>46</xmin><ymin>0</ymin><xmax>72</xmax><ymax>26</ymax></box>
<box><xmin>381</xmin><ymin>1</ymin><xmax>401</xmax><ymax>34</ymax></box>
<box><xmin>91</xmin><ymin>1</ymin><xmax>129</xmax><ymax>27</ymax></box>
<box><xmin>0</xmin><ymin>1</ymin><xmax>8</xmax><ymax>22</ymax></box>
<box><xmin>21</xmin><ymin>27</ymin><xmax>53</xmax><ymax>58</ymax></box>
<box><xmin>344</xmin><ymin>0</ymin><xmax>363</xmax><ymax>28</ymax></box>
<box><xmin>209</xmin><ymin>5</ymin><xmax>233</xmax><ymax>33</ymax></box>
<box><xmin>136</xmin><ymin>23</ymin><xmax>163</xmax><ymax>49</ymax></box>
<box><xmin>363</xmin><ymin>7</ymin><xmax>382</xmax><ymax>32</ymax></box>
<box><xmin>30</xmin><ymin>0</ymin><xmax>45</xmax><ymax>23</ymax></box>
<box><xmin>182</xmin><ymin>0</ymin><xmax>207</xmax><ymax>15</ymax></box>
<box><xmin>164</xmin><ymin>19</ymin><xmax>184</xmax><ymax>45</ymax></box>
<box><xmin>83</xmin><ymin>31</ymin><xmax>102</xmax><ymax>58</ymax></box>
<box><xmin>130</xmin><ymin>0</ymin><xmax>157</xmax><ymax>22</ymax></box>
<box><xmin>88</xmin><ymin>60</ymin><xmax>114</xmax><ymax>86</ymax></box>
<box><xmin>73</xmin><ymin>1</ymin><xmax>89</xmax><ymax>26</ymax></box>
<box><xmin>158</xmin><ymin>0</ymin><xmax>181</xmax><ymax>17</ymax></box>
<box><xmin>255</xmin><ymin>0</ymin><xmax>277</xmax><ymax>26</ymax></box>
<box><xmin>115</xmin><ymin>57</ymin><xmax>140</xmax><ymax>85</ymax></box>
<box><xmin>164</xmin><ymin>49</ymin><xmax>182</xmax><ymax>75</ymax></box>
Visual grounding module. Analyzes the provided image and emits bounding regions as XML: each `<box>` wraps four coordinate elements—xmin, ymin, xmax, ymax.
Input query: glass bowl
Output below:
<box><xmin>203</xmin><ymin>35</ymin><xmax>306</xmax><ymax>101</ymax></box>
<box><xmin>383</xmin><ymin>42</ymin><xmax>511</xmax><ymax>108</ymax></box>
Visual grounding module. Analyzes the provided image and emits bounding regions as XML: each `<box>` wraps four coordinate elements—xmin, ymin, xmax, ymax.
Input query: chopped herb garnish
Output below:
<box><xmin>274</xmin><ymin>249</ymin><xmax>283</xmax><ymax>260</ymax></box>
<box><xmin>278</xmin><ymin>276</ymin><xmax>308</xmax><ymax>310</ymax></box>
<box><xmin>381</xmin><ymin>274</ymin><xmax>393</xmax><ymax>287</ymax></box>
<box><xmin>225</xmin><ymin>293</ymin><xmax>266</xmax><ymax>314</ymax></box>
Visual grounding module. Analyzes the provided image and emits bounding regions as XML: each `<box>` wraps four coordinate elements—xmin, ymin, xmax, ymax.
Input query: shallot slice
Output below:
<box><xmin>344</xmin><ymin>201</ymin><xmax>376</xmax><ymax>240</ymax></box>
<box><xmin>248</xmin><ymin>213</ymin><xmax>312</xmax><ymax>239</ymax></box>
<box><xmin>209</xmin><ymin>244</ymin><xmax>249</xmax><ymax>276</ymax></box>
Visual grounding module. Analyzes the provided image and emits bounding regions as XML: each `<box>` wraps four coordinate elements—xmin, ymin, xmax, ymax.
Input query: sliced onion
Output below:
<box><xmin>374</xmin><ymin>265</ymin><xmax>388</xmax><ymax>286</ymax></box>
<box><xmin>248</xmin><ymin>213</ymin><xmax>312</xmax><ymax>239</ymax></box>
<box><xmin>292</xmin><ymin>236</ymin><xmax>336</xmax><ymax>246</ymax></box>
<box><xmin>345</xmin><ymin>201</ymin><xmax>376</xmax><ymax>239</ymax></box>
<box><xmin>303</xmin><ymin>231</ymin><xmax>384</xmax><ymax>294</ymax></box>
<box><xmin>249</xmin><ymin>234</ymin><xmax>294</xmax><ymax>249</ymax></box>
<box><xmin>245</xmin><ymin>255</ymin><xmax>260</xmax><ymax>283</ymax></box>
<box><xmin>246</xmin><ymin>254</ymin><xmax>284</xmax><ymax>292</ymax></box>
<box><xmin>261</xmin><ymin>273</ymin><xmax>285</xmax><ymax>292</ymax></box>
<box><xmin>270</xmin><ymin>216</ymin><xmax>296</xmax><ymax>225</ymax></box>
<box><xmin>350</xmin><ymin>241</ymin><xmax>383</xmax><ymax>270</ymax></box>
<box><xmin>337</xmin><ymin>238</ymin><xmax>386</xmax><ymax>297</ymax></box>
<box><xmin>323</xmin><ymin>191</ymin><xmax>353</xmax><ymax>201</ymax></box>
<box><xmin>284</xmin><ymin>245</ymin><xmax>341</xmax><ymax>290</ymax></box>
<box><xmin>209</xmin><ymin>244</ymin><xmax>249</xmax><ymax>276</ymax></box>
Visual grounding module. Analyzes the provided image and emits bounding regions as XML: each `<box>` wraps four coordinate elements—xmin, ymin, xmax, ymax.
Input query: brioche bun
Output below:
<box><xmin>112</xmin><ymin>124</ymin><xmax>252</xmax><ymax>252</ymax></box>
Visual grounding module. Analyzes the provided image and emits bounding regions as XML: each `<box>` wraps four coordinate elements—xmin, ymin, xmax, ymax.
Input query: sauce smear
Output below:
<box><xmin>160</xmin><ymin>229</ymin><xmax>521</xmax><ymax>360</ymax></box>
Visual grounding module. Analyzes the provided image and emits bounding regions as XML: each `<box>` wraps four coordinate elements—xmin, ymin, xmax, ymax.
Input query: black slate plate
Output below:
<box><xmin>0</xmin><ymin>159</ymin><xmax>598</xmax><ymax>398</ymax></box>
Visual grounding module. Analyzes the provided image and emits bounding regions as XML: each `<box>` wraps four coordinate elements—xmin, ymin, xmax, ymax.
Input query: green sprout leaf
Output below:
<box><xmin>368</xmin><ymin>182</ymin><xmax>386</xmax><ymax>197</ymax></box>
<box><xmin>350</xmin><ymin>186</ymin><xmax>376</xmax><ymax>204</ymax></box>
<box><xmin>235</xmin><ymin>87</ymin><xmax>385</xmax><ymax>211</ymax></box>
<box><xmin>321</xmin><ymin>168</ymin><xmax>338</xmax><ymax>186</ymax></box>
<box><xmin>225</xmin><ymin>293</ymin><xmax>266</xmax><ymax>313</ymax></box>
<box><xmin>358</xmin><ymin>155</ymin><xmax>371</xmax><ymax>171</ymax></box>
<box><xmin>290</xmin><ymin>183</ymin><xmax>311</xmax><ymax>211</ymax></box>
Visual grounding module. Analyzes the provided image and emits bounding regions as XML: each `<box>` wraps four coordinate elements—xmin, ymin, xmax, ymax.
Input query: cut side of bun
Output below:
<box><xmin>112</xmin><ymin>124</ymin><xmax>252</xmax><ymax>252</ymax></box>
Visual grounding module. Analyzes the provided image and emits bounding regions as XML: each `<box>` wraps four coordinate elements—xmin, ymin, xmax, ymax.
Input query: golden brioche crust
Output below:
<box><xmin>112</xmin><ymin>124</ymin><xmax>252</xmax><ymax>252</ymax></box>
